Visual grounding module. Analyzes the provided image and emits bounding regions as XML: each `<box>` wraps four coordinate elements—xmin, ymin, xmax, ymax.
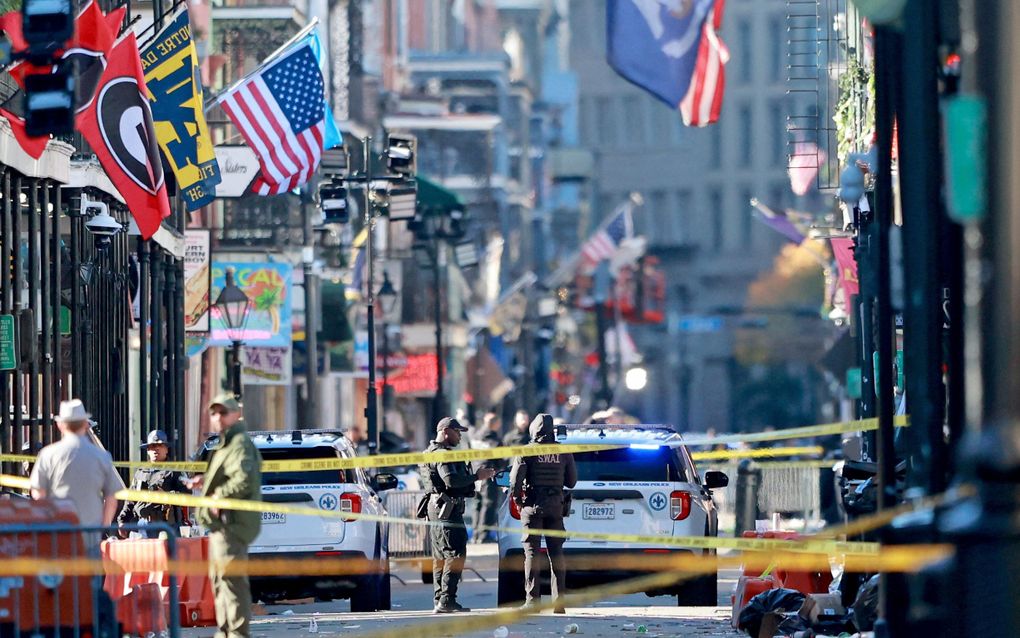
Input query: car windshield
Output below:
<box><xmin>259</xmin><ymin>446</ymin><xmax>357</xmax><ymax>486</ymax></box>
<box><xmin>572</xmin><ymin>446</ymin><xmax>687</xmax><ymax>482</ymax></box>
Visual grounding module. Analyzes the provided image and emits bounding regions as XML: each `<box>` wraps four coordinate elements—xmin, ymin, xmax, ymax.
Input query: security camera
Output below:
<box><xmin>81</xmin><ymin>200</ymin><xmax>122</xmax><ymax>237</ymax></box>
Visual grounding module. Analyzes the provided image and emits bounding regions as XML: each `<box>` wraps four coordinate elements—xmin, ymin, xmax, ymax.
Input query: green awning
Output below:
<box><xmin>416</xmin><ymin>176</ymin><xmax>463</xmax><ymax>213</ymax></box>
<box><xmin>319</xmin><ymin>280</ymin><xmax>354</xmax><ymax>342</ymax></box>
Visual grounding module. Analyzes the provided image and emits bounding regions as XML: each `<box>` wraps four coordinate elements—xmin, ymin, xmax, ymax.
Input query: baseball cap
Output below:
<box><xmin>209</xmin><ymin>393</ymin><xmax>242</xmax><ymax>413</ymax></box>
<box><xmin>436</xmin><ymin>417</ymin><xmax>469</xmax><ymax>433</ymax></box>
<box><xmin>142</xmin><ymin>429</ymin><xmax>170</xmax><ymax>448</ymax></box>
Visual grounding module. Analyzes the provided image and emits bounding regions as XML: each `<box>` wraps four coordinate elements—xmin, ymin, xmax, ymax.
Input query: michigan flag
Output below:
<box><xmin>140</xmin><ymin>9</ymin><xmax>221</xmax><ymax>210</ymax></box>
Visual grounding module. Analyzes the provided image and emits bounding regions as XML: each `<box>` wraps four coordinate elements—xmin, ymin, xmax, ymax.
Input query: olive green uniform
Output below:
<box><xmin>421</xmin><ymin>440</ymin><xmax>476</xmax><ymax>609</ymax></box>
<box><xmin>197</xmin><ymin>422</ymin><xmax>262</xmax><ymax>638</ymax></box>
<box><xmin>510</xmin><ymin>415</ymin><xmax>577</xmax><ymax>607</ymax></box>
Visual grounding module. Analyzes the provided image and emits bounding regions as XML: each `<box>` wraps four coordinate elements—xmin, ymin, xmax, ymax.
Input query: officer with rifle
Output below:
<box><xmin>420</xmin><ymin>417</ymin><xmax>496</xmax><ymax>613</ymax></box>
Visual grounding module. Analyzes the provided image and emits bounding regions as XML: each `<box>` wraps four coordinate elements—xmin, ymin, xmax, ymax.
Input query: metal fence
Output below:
<box><xmin>0</xmin><ymin>522</ymin><xmax>179</xmax><ymax>638</ymax></box>
<box><xmin>382</xmin><ymin>490</ymin><xmax>430</xmax><ymax>559</ymax></box>
<box><xmin>709</xmin><ymin>462</ymin><xmax>830</xmax><ymax>534</ymax></box>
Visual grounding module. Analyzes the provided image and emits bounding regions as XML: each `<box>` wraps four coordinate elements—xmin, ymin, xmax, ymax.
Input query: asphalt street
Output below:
<box><xmin>183</xmin><ymin>546</ymin><xmax>741</xmax><ymax>638</ymax></box>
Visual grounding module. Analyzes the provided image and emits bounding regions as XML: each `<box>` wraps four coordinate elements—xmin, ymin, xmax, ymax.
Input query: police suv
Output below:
<box><xmin>196</xmin><ymin>430</ymin><xmax>397</xmax><ymax>611</ymax></box>
<box><xmin>495</xmin><ymin>424</ymin><xmax>728</xmax><ymax>606</ymax></box>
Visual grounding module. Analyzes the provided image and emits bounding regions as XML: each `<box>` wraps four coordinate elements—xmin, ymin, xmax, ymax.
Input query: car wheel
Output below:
<box><xmin>676</xmin><ymin>570</ymin><xmax>718</xmax><ymax>606</ymax></box>
<box><xmin>497</xmin><ymin>560</ymin><xmax>526</xmax><ymax>607</ymax></box>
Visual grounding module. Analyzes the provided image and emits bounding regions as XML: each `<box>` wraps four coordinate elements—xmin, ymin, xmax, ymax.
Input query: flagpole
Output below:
<box><xmin>203</xmin><ymin>17</ymin><xmax>320</xmax><ymax>112</ymax></box>
<box><xmin>545</xmin><ymin>192</ymin><xmax>643</xmax><ymax>286</ymax></box>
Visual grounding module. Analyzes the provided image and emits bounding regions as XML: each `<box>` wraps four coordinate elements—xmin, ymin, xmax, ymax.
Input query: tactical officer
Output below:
<box><xmin>421</xmin><ymin>417</ymin><xmax>496</xmax><ymax>613</ymax></box>
<box><xmin>185</xmin><ymin>394</ymin><xmax>262</xmax><ymax>638</ymax></box>
<box><xmin>117</xmin><ymin>429</ymin><xmax>189</xmax><ymax>538</ymax></box>
<box><xmin>510</xmin><ymin>413</ymin><xmax>577</xmax><ymax>613</ymax></box>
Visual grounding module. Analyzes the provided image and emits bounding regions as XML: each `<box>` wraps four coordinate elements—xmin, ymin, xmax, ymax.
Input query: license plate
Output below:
<box><xmin>262</xmin><ymin>512</ymin><xmax>286</xmax><ymax>525</ymax></box>
<box><xmin>582</xmin><ymin>503</ymin><xmax>615</xmax><ymax>520</ymax></box>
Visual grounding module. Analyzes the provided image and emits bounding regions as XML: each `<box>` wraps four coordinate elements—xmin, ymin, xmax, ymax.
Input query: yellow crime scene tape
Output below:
<box><xmin>0</xmin><ymin>475</ymin><xmax>879</xmax><ymax>555</ymax></box>
<box><xmin>682</xmin><ymin>414</ymin><xmax>910</xmax><ymax>447</ymax></box>
<box><xmin>0</xmin><ymin>414</ymin><xmax>908</xmax><ymax>473</ymax></box>
<box><xmin>705</xmin><ymin>460</ymin><xmax>839</xmax><ymax>470</ymax></box>
<box><xmin>357</xmin><ymin>544</ymin><xmax>952</xmax><ymax>638</ymax></box>
<box><xmin>1</xmin><ymin>474</ymin><xmax>973</xmax><ymax>555</ymax></box>
<box><xmin>0</xmin><ymin>544</ymin><xmax>952</xmax><ymax>579</ymax></box>
<box><xmin>0</xmin><ymin>443</ymin><xmax>825</xmax><ymax>474</ymax></box>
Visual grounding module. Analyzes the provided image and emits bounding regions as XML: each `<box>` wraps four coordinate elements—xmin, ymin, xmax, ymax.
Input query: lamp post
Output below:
<box><xmin>377</xmin><ymin>272</ymin><xmax>398</xmax><ymax>433</ymax></box>
<box><xmin>212</xmin><ymin>267</ymin><xmax>253</xmax><ymax>400</ymax></box>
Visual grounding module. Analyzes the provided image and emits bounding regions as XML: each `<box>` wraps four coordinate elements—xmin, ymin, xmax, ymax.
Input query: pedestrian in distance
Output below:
<box><xmin>117</xmin><ymin>429</ymin><xmax>190</xmax><ymax>538</ymax></box>
<box><xmin>185</xmin><ymin>394</ymin><xmax>262</xmax><ymax>638</ymax></box>
<box><xmin>503</xmin><ymin>409</ymin><xmax>531</xmax><ymax>448</ymax></box>
<box><xmin>470</xmin><ymin>411</ymin><xmax>503</xmax><ymax>544</ymax></box>
<box><xmin>420</xmin><ymin>416</ymin><xmax>496</xmax><ymax>613</ymax></box>
<box><xmin>510</xmin><ymin>413</ymin><xmax>577</xmax><ymax>613</ymax></box>
<box><xmin>29</xmin><ymin>399</ymin><xmax>125</xmax><ymax>551</ymax></box>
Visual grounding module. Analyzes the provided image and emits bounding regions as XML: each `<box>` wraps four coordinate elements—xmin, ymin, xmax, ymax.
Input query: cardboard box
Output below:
<box><xmin>799</xmin><ymin>592</ymin><xmax>847</xmax><ymax>624</ymax></box>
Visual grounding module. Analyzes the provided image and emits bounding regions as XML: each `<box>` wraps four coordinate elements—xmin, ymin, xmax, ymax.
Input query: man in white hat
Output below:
<box><xmin>30</xmin><ymin>399</ymin><xmax>125</xmax><ymax>535</ymax></box>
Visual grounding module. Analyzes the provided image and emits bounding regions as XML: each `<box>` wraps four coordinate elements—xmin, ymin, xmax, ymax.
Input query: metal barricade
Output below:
<box><xmin>709</xmin><ymin>461</ymin><xmax>826</xmax><ymax>534</ymax></box>
<box><xmin>382</xmin><ymin>490</ymin><xmax>430</xmax><ymax>559</ymax></box>
<box><xmin>0</xmin><ymin>521</ymin><xmax>180</xmax><ymax>638</ymax></box>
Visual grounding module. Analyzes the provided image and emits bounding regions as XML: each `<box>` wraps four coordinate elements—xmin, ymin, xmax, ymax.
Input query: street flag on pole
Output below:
<box><xmin>750</xmin><ymin>198</ymin><xmax>807</xmax><ymax>244</ymax></box>
<box><xmin>217</xmin><ymin>37</ymin><xmax>334</xmax><ymax>195</ymax></box>
<box><xmin>78</xmin><ymin>33</ymin><xmax>171</xmax><ymax>239</ymax></box>
<box><xmin>141</xmin><ymin>9</ymin><xmax>221</xmax><ymax>211</ymax></box>
<box><xmin>680</xmin><ymin>0</ymin><xmax>728</xmax><ymax>126</ymax></box>
<box><xmin>607</xmin><ymin>0</ymin><xmax>714</xmax><ymax>107</ymax></box>
<box><xmin>580</xmin><ymin>201</ymin><xmax>634</xmax><ymax>272</ymax></box>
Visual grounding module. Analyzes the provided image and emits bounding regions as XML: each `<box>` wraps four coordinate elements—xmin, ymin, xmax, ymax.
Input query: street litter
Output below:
<box><xmin>308</xmin><ymin>618</ymin><xmax>318</xmax><ymax>633</ymax></box>
<box><xmin>282</xmin><ymin>610</ymin><xmax>295</xmax><ymax>616</ymax></box>
<box><xmin>564</xmin><ymin>623</ymin><xmax>580</xmax><ymax>634</ymax></box>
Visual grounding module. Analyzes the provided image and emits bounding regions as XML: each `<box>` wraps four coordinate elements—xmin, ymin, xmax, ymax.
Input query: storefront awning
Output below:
<box><xmin>416</xmin><ymin>176</ymin><xmax>463</xmax><ymax>213</ymax></box>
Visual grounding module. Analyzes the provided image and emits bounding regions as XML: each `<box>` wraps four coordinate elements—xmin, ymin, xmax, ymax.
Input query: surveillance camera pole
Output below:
<box><xmin>363</xmin><ymin>137</ymin><xmax>379</xmax><ymax>456</ymax></box>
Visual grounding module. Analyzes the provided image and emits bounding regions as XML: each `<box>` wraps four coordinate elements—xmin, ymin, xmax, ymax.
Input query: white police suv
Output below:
<box><xmin>495</xmin><ymin>424</ymin><xmax>728</xmax><ymax>607</ymax></box>
<box><xmin>196</xmin><ymin>429</ymin><xmax>397</xmax><ymax>611</ymax></box>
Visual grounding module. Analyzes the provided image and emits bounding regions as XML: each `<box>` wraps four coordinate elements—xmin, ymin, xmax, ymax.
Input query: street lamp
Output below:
<box><xmin>212</xmin><ymin>267</ymin><xmax>252</xmax><ymax>400</ymax></box>
<box><xmin>624</xmin><ymin>364</ymin><xmax>648</xmax><ymax>391</ymax></box>
<box><xmin>377</xmin><ymin>273</ymin><xmax>399</xmax><ymax>431</ymax></box>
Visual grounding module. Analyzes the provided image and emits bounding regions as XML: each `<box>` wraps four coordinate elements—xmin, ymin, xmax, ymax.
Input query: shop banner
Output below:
<box><xmin>242</xmin><ymin>346</ymin><xmax>292</xmax><ymax>385</ymax></box>
<box><xmin>209</xmin><ymin>262</ymin><xmax>292</xmax><ymax>347</ymax></box>
<box><xmin>184</xmin><ymin>230</ymin><xmax>211</xmax><ymax>332</ymax></box>
<box><xmin>213</xmin><ymin>145</ymin><xmax>259</xmax><ymax>197</ymax></box>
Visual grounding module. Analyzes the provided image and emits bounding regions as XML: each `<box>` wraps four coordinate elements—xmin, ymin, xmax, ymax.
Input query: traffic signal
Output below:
<box><xmin>385</xmin><ymin>133</ymin><xmax>416</xmax><ymax>175</ymax></box>
<box><xmin>319</xmin><ymin>180</ymin><xmax>349</xmax><ymax>224</ymax></box>
<box><xmin>24</xmin><ymin>66</ymin><xmax>74</xmax><ymax>136</ymax></box>
<box><xmin>21</xmin><ymin>0</ymin><xmax>73</xmax><ymax>59</ymax></box>
<box><xmin>19</xmin><ymin>0</ymin><xmax>75</xmax><ymax>136</ymax></box>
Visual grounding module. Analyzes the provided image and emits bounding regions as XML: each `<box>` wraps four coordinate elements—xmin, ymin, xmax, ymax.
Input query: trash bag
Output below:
<box><xmin>852</xmin><ymin>574</ymin><xmax>881</xmax><ymax>631</ymax></box>
<box><xmin>737</xmin><ymin>588</ymin><xmax>807</xmax><ymax>637</ymax></box>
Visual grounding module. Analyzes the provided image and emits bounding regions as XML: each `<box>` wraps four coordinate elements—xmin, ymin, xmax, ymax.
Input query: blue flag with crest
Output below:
<box><xmin>607</xmin><ymin>0</ymin><xmax>714</xmax><ymax>107</ymax></box>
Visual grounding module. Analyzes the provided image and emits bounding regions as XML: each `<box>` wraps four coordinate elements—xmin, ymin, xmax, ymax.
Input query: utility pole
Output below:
<box><xmin>593</xmin><ymin>260</ymin><xmax>613</xmax><ymax>410</ymax></box>
<box><xmin>303</xmin><ymin>195</ymin><xmax>319</xmax><ymax>426</ymax></box>
<box><xmin>363</xmin><ymin>137</ymin><xmax>379</xmax><ymax>455</ymax></box>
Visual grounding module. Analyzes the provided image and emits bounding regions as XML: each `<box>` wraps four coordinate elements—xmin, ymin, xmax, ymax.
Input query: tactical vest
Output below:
<box><xmin>525</xmin><ymin>449</ymin><xmax>568</xmax><ymax>489</ymax></box>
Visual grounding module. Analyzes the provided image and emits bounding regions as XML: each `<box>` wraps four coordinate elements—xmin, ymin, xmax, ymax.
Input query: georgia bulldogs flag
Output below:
<box><xmin>78</xmin><ymin>33</ymin><xmax>170</xmax><ymax>239</ymax></box>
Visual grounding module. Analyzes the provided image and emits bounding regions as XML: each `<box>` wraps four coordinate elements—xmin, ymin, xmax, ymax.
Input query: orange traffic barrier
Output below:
<box><xmin>0</xmin><ymin>499</ymin><xmax>102</xmax><ymax>635</ymax></box>
<box><xmin>102</xmin><ymin>535</ymin><xmax>216</xmax><ymax>628</ymax></box>
<box><xmin>175</xmin><ymin>536</ymin><xmax>216</xmax><ymax>627</ymax></box>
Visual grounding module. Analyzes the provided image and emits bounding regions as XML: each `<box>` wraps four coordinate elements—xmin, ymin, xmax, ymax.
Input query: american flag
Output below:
<box><xmin>580</xmin><ymin>205</ymin><xmax>632</xmax><ymax>269</ymax></box>
<box><xmin>219</xmin><ymin>40</ymin><xmax>325</xmax><ymax>195</ymax></box>
<box><xmin>680</xmin><ymin>0</ymin><xmax>728</xmax><ymax>127</ymax></box>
